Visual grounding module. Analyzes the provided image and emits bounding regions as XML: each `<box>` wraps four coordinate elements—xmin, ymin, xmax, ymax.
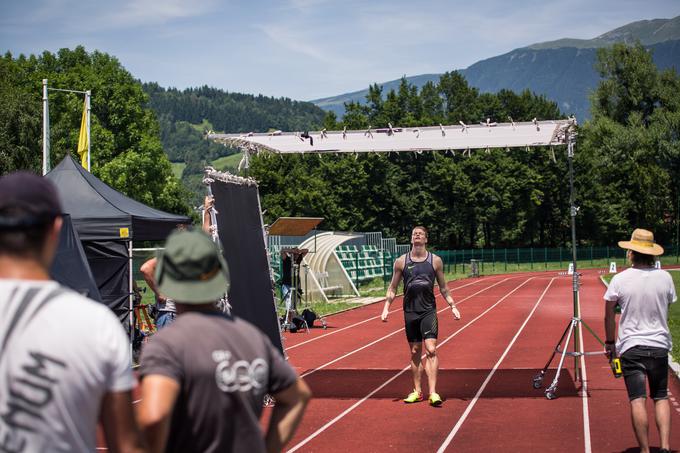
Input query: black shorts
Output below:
<box><xmin>620</xmin><ymin>346</ymin><xmax>669</xmax><ymax>401</ymax></box>
<box><xmin>404</xmin><ymin>310</ymin><xmax>438</xmax><ymax>343</ymax></box>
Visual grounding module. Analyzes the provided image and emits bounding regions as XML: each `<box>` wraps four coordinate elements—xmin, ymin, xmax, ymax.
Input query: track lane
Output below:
<box><xmin>284</xmin><ymin>277</ymin><xmax>542</xmax><ymax>451</ymax></box>
<box><xmin>437</xmin><ymin>275</ymin><xmax>588</xmax><ymax>452</ymax></box>
<box><xmin>283</xmin><ymin>278</ymin><xmax>487</xmax><ymax>351</ymax></box>
<box><xmin>285</xmin><ymin>277</ymin><xmax>515</xmax><ymax>375</ymax></box>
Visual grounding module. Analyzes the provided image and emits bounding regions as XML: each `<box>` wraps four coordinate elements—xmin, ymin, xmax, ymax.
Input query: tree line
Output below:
<box><xmin>249</xmin><ymin>43</ymin><xmax>680</xmax><ymax>249</ymax></box>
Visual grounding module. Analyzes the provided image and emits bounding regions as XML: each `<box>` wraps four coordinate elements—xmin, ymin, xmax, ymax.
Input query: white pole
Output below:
<box><xmin>129</xmin><ymin>241</ymin><xmax>134</xmax><ymax>363</ymax></box>
<box><xmin>86</xmin><ymin>90</ymin><xmax>91</xmax><ymax>171</ymax></box>
<box><xmin>42</xmin><ymin>79</ymin><xmax>49</xmax><ymax>175</ymax></box>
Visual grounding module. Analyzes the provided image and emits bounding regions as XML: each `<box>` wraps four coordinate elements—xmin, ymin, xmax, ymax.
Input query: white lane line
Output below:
<box><xmin>286</xmin><ymin>278</ymin><xmax>486</xmax><ymax>351</ymax></box>
<box><xmin>579</xmin><ymin>310</ymin><xmax>592</xmax><ymax>453</ymax></box>
<box><xmin>286</xmin><ymin>278</ymin><xmax>533</xmax><ymax>452</ymax></box>
<box><xmin>436</xmin><ymin>278</ymin><xmax>555</xmax><ymax>453</ymax></box>
<box><xmin>299</xmin><ymin>278</ymin><xmax>510</xmax><ymax>379</ymax></box>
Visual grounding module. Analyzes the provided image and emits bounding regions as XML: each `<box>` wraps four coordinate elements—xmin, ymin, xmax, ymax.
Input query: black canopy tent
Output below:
<box><xmin>45</xmin><ymin>155</ymin><xmax>191</xmax><ymax>335</ymax></box>
<box><xmin>46</xmin><ymin>155</ymin><xmax>190</xmax><ymax>241</ymax></box>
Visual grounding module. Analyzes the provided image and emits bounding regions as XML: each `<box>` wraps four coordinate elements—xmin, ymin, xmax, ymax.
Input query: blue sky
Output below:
<box><xmin>2</xmin><ymin>0</ymin><xmax>678</xmax><ymax>101</ymax></box>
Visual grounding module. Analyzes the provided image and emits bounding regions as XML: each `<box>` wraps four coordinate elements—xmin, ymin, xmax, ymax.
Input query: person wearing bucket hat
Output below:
<box><xmin>140</xmin><ymin>197</ymin><xmax>217</xmax><ymax>331</ymax></box>
<box><xmin>0</xmin><ymin>172</ymin><xmax>145</xmax><ymax>452</ymax></box>
<box><xmin>604</xmin><ymin>228</ymin><xmax>676</xmax><ymax>453</ymax></box>
<box><xmin>137</xmin><ymin>229</ymin><xmax>311</xmax><ymax>453</ymax></box>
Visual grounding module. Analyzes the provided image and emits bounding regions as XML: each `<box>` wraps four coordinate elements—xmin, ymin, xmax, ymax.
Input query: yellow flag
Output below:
<box><xmin>77</xmin><ymin>98</ymin><xmax>88</xmax><ymax>169</ymax></box>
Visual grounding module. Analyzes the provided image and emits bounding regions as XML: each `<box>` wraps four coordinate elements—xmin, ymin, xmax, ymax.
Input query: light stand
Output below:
<box><xmin>532</xmin><ymin>123</ymin><xmax>606</xmax><ymax>399</ymax></box>
<box><xmin>279</xmin><ymin>249</ymin><xmax>309</xmax><ymax>333</ymax></box>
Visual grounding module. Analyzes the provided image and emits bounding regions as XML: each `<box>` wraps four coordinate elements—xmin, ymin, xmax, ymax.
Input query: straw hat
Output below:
<box><xmin>618</xmin><ymin>228</ymin><xmax>664</xmax><ymax>256</ymax></box>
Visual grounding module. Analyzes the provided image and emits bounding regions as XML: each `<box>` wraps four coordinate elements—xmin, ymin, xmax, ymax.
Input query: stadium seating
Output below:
<box><xmin>336</xmin><ymin>245</ymin><xmax>393</xmax><ymax>284</ymax></box>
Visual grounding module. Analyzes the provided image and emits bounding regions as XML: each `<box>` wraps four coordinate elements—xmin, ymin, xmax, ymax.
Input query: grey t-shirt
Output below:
<box><xmin>139</xmin><ymin>311</ymin><xmax>297</xmax><ymax>453</ymax></box>
<box><xmin>604</xmin><ymin>267</ymin><xmax>677</xmax><ymax>355</ymax></box>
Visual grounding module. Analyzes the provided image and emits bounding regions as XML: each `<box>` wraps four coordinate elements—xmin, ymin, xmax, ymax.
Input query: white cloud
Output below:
<box><xmin>107</xmin><ymin>0</ymin><xmax>219</xmax><ymax>27</ymax></box>
<box><xmin>4</xmin><ymin>0</ymin><xmax>219</xmax><ymax>31</ymax></box>
<box><xmin>256</xmin><ymin>23</ymin><xmax>339</xmax><ymax>64</ymax></box>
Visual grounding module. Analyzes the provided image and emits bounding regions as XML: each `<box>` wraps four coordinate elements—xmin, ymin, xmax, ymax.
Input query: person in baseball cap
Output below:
<box><xmin>0</xmin><ymin>171</ymin><xmax>62</xmax><ymax>227</ymax></box>
<box><xmin>0</xmin><ymin>171</ymin><xmax>63</xmax><ymax>261</ymax></box>
<box><xmin>0</xmin><ymin>170</ymin><xmax>146</xmax><ymax>451</ymax></box>
<box><xmin>604</xmin><ymin>227</ymin><xmax>676</xmax><ymax>453</ymax></box>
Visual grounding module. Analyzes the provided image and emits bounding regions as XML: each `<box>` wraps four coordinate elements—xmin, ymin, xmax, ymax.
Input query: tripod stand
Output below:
<box><xmin>532</xmin><ymin>123</ymin><xmax>606</xmax><ymax>399</ymax></box>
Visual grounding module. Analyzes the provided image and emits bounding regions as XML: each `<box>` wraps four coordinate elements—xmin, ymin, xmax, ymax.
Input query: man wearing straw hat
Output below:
<box><xmin>604</xmin><ymin>228</ymin><xmax>676</xmax><ymax>453</ymax></box>
<box><xmin>136</xmin><ymin>228</ymin><xmax>311</xmax><ymax>452</ymax></box>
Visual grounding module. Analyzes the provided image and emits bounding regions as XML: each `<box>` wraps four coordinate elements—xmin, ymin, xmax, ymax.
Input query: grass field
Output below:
<box><xmin>211</xmin><ymin>153</ymin><xmax>243</xmax><ymax>173</ymax></box>
<box><xmin>602</xmin><ymin>270</ymin><xmax>680</xmax><ymax>363</ymax></box>
<box><xmin>170</xmin><ymin>162</ymin><xmax>185</xmax><ymax>179</ymax></box>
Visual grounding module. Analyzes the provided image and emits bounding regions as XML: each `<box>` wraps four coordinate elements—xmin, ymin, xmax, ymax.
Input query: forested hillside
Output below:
<box><xmin>144</xmin><ymin>84</ymin><xmax>326</xmax><ymax>135</ymax></box>
<box><xmin>142</xmin><ymin>83</ymin><xmax>327</xmax><ymax>204</ymax></box>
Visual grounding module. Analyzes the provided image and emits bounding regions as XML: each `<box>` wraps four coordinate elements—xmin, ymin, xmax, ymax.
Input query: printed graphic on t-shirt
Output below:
<box><xmin>213</xmin><ymin>350</ymin><xmax>268</xmax><ymax>392</ymax></box>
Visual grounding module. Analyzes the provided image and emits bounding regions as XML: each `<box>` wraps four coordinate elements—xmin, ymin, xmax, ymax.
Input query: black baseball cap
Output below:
<box><xmin>0</xmin><ymin>171</ymin><xmax>62</xmax><ymax>230</ymax></box>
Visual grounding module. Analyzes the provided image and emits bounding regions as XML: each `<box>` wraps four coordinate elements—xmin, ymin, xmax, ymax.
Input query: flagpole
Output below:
<box><xmin>42</xmin><ymin>79</ymin><xmax>50</xmax><ymax>175</ymax></box>
<box><xmin>86</xmin><ymin>90</ymin><xmax>91</xmax><ymax>171</ymax></box>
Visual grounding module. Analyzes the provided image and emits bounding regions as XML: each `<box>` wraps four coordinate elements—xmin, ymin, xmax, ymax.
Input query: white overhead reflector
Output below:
<box><xmin>207</xmin><ymin>119</ymin><xmax>575</xmax><ymax>155</ymax></box>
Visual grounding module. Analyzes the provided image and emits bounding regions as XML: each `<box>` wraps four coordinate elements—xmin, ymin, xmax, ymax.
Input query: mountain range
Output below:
<box><xmin>311</xmin><ymin>15</ymin><xmax>680</xmax><ymax>120</ymax></box>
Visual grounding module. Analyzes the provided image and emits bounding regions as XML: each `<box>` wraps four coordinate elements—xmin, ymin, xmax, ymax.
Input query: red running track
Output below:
<box><xmin>275</xmin><ymin>269</ymin><xmax>680</xmax><ymax>452</ymax></box>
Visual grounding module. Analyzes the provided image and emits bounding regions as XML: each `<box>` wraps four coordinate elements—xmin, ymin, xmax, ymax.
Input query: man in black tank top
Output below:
<box><xmin>381</xmin><ymin>226</ymin><xmax>461</xmax><ymax>406</ymax></box>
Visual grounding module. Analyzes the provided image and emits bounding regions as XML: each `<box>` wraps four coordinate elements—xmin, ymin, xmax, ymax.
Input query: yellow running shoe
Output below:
<box><xmin>429</xmin><ymin>392</ymin><xmax>443</xmax><ymax>407</ymax></box>
<box><xmin>403</xmin><ymin>389</ymin><xmax>423</xmax><ymax>403</ymax></box>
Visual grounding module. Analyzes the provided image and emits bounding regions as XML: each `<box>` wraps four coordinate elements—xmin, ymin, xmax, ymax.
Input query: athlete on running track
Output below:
<box><xmin>381</xmin><ymin>225</ymin><xmax>461</xmax><ymax>406</ymax></box>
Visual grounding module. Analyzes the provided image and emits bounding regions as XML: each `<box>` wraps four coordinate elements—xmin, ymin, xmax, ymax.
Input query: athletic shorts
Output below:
<box><xmin>404</xmin><ymin>310</ymin><xmax>438</xmax><ymax>343</ymax></box>
<box><xmin>620</xmin><ymin>346</ymin><xmax>669</xmax><ymax>401</ymax></box>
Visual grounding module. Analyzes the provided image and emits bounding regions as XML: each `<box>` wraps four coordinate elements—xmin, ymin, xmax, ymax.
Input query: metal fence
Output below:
<box><xmin>437</xmin><ymin>245</ymin><xmax>680</xmax><ymax>274</ymax></box>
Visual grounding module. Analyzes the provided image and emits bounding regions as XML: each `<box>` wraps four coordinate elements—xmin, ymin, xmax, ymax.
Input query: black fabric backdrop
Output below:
<box><xmin>211</xmin><ymin>179</ymin><xmax>283</xmax><ymax>354</ymax></box>
<box><xmin>82</xmin><ymin>240</ymin><xmax>130</xmax><ymax>330</ymax></box>
<box><xmin>50</xmin><ymin>214</ymin><xmax>102</xmax><ymax>302</ymax></box>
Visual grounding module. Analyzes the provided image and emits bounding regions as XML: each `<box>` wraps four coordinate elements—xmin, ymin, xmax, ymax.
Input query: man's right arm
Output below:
<box><xmin>100</xmin><ymin>390</ymin><xmax>147</xmax><ymax>453</ymax></box>
<box><xmin>381</xmin><ymin>256</ymin><xmax>404</xmax><ymax>322</ymax></box>
<box><xmin>265</xmin><ymin>378</ymin><xmax>312</xmax><ymax>453</ymax></box>
<box><xmin>604</xmin><ymin>299</ymin><xmax>617</xmax><ymax>358</ymax></box>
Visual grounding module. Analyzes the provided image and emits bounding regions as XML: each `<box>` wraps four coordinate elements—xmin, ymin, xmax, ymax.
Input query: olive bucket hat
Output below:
<box><xmin>618</xmin><ymin>228</ymin><xmax>664</xmax><ymax>256</ymax></box>
<box><xmin>156</xmin><ymin>229</ymin><xmax>230</xmax><ymax>304</ymax></box>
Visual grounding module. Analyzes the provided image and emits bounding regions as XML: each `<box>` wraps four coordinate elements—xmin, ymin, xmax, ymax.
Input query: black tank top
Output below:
<box><xmin>402</xmin><ymin>252</ymin><xmax>436</xmax><ymax>313</ymax></box>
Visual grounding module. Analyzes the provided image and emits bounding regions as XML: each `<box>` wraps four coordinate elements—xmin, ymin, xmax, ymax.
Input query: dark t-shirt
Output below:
<box><xmin>281</xmin><ymin>255</ymin><xmax>293</xmax><ymax>286</ymax></box>
<box><xmin>139</xmin><ymin>312</ymin><xmax>297</xmax><ymax>453</ymax></box>
<box><xmin>402</xmin><ymin>252</ymin><xmax>437</xmax><ymax>313</ymax></box>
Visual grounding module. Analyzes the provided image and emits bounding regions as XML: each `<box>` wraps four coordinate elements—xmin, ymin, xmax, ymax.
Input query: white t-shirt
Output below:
<box><xmin>0</xmin><ymin>280</ymin><xmax>135</xmax><ymax>452</ymax></box>
<box><xmin>604</xmin><ymin>267</ymin><xmax>677</xmax><ymax>355</ymax></box>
